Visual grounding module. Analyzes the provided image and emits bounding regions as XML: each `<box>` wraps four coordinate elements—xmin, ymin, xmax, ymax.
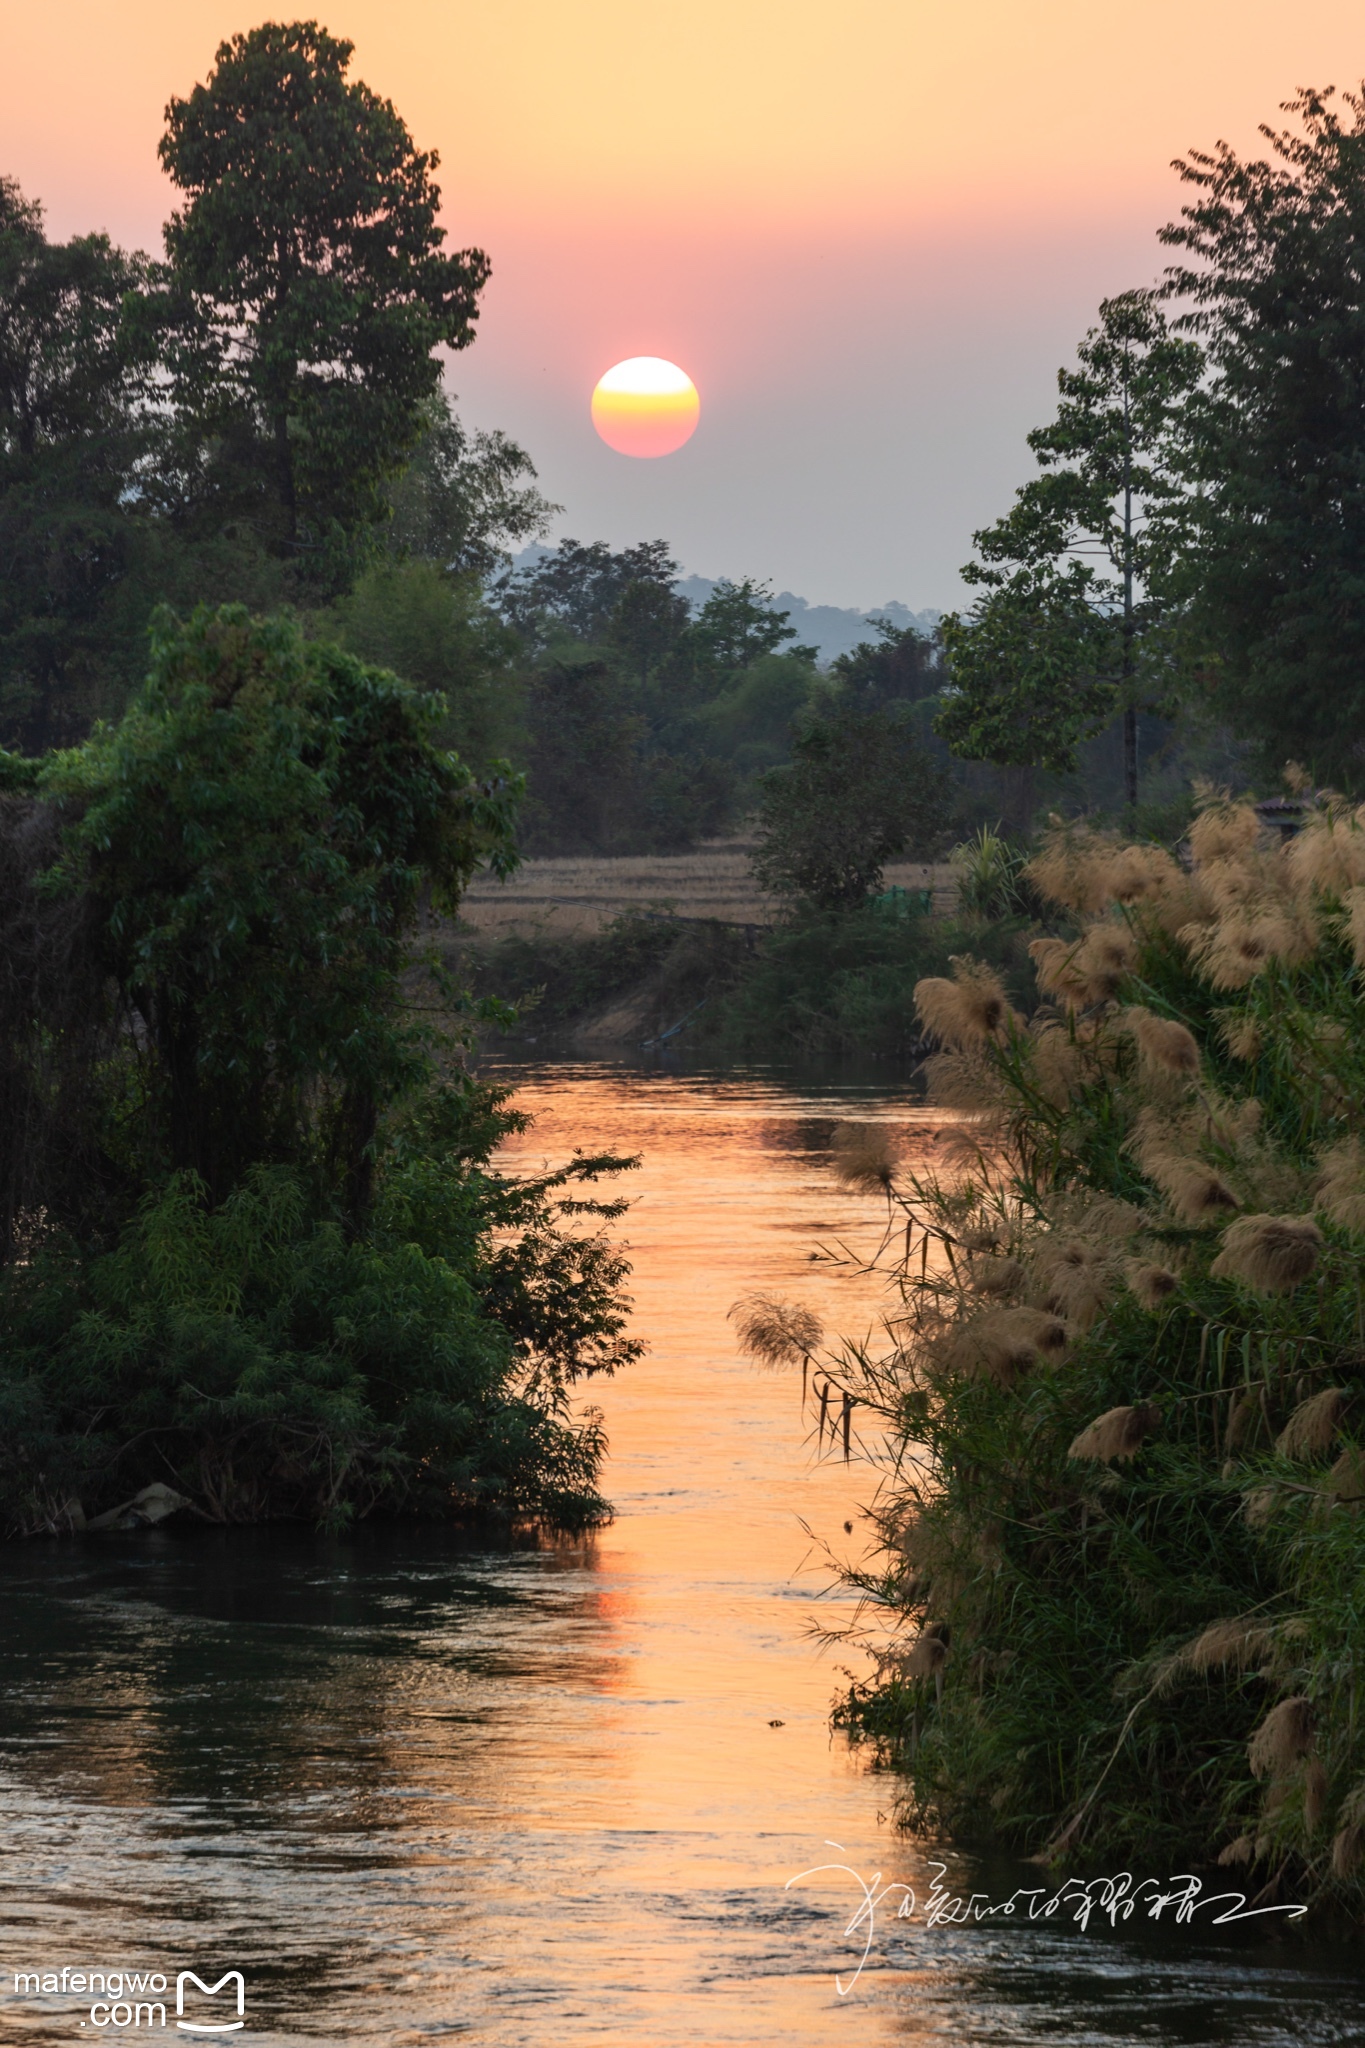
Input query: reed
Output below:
<box><xmin>816</xmin><ymin>789</ymin><xmax>1365</xmax><ymax>1910</ymax></box>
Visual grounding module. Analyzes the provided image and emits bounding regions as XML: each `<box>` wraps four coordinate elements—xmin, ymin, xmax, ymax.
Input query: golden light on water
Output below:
<box><xmin>591</xmin><ymin>355</ymin><xmax>700</xmax><ymax>457</ymax></box>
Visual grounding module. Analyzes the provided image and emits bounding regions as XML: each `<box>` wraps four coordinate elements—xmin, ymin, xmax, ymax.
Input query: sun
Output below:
<box><xmin>591</xmin><ymin>357</ymin><xmax>700</xmax><ymax>458</ymax></box>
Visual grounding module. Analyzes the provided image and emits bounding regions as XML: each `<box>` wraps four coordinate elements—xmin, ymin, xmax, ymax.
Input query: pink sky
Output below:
<box><xmin>8</xmin><ymin>1</ymin><xmax>1365</xmax><ymax>606</ymax></box>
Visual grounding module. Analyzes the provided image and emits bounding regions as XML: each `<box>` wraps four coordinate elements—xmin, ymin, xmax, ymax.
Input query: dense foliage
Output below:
<box><xmin>150</xmin><ymin>21</ymin><xmax>489</xmax><ymax>591</ymax></box>
<box><xmin>492</xmin><ymin>540</ymin><xmax>834</xmax><ymax>853</ymax></box>
<box><xmin>806</xmin><ymin>802</ymin><xmax>1365</xmax><ymax>1909</ymax></box>
<box><xmin>0</xmin><ymin>28</ymin><xmax>546</xmax><ymax>759</ymax></box>
<box><xmin>1161</xmin><ymin>86</ymin><xmax>1365</xmax><ymax>778</ymax></box>
<box><xmin>941</xmin><ymin>83</ymin><xmax>1365</xmax><ymax>806</ymax></box>
<box><xmin>938</xmin><ymin>292</ymin><xmax>1200</xmax><ymax>803</ymax></box>
<box><xmin>751</xmin><ymin>699</ymin><xmax>953</xmax><ymax>909</ymax></box>
<box><xmin>0</xmin><ymin>606</ymin><xmax>639</xmax><ymax>1537</ymax></box>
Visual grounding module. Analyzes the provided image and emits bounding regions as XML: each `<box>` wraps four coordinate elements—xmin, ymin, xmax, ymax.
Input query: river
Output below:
<box><xmin>1</xmin><ymin>1061</ymin><xmax>1361</xmax><ymax>2045</ymax></box>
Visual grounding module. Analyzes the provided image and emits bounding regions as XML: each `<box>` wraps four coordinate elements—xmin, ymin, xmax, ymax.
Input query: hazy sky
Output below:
<box><xmin>7</xmin><ymin>1</ymin><xmax>1365</xmax><ymax>606</ymax></box>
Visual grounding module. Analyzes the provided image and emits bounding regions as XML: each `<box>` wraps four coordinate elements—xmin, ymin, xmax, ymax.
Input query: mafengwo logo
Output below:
<box><xmin>176</xmin><ymin>1971</ymin><xmax>246</xmax><ymax>2033</ymax></box>
<box><xmin>9</xmin><ymin>1965</ymin><xmax>246</xmax><ymax>2032</ymax></box>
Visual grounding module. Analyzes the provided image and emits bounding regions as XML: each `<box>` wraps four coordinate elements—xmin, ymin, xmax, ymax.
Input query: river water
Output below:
<box><xmin>1</xmin><ymin>1061</ymin><xmax>1361</xmax><ymax>2045</ymax></box>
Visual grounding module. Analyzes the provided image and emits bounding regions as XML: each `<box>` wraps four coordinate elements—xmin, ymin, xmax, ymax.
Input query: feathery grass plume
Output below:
<box><xmin>914</xmin><ymin>959</ymin><xmax>1014</xmax><ymax>1050</ymax></box>
<box><xmin>1025</xmin><ymin>827</ymin><xmax>1121</xmax><ymax>913</ymax></box>
<box><xmin>920</xmin><ymin>1051</ymin><xmax>1002</xmax><ymax>1116</ymax></box>
<box><xmin>1243</xmin><ymin>1483</ymin><xmax>1279</xmax><ymax>1528</ymax></box>
<box><xmin>1067</xmin><ymin>1402</ymin><xmax>1160</xmax><ymax>1463</ymax></box>
<box><xmin>1028</xmin><ymin>1023</ymin><xmax>1084</xmax><ymax>1109</ymax></box>
<box><xmin>1034</xmin><ymin>1238</ymin><xmax>1115</xmax><ymax>1331</ymax></box>
<box><xmin>1143</xmin><ymin>1150</ymin><xmax>1240</xmax><ymax>1225</ymax></box>
<box><xmin>1341</xmin><ymin>885</ymin><xmax>1365</xmax><ymax>969</ymax></box>
<box><xmin>1275</xmin><ymin>1387</ymin><xmax>1347</xmax><ymax>1459</ymax></box>
<box><xmin>1071</xmin><ymin>922</ymin><xmax>1138</xmax><ymax>1003</ymax></box>
<box><xmin>943</xmin><ymin>1306</ymin><xmax>1067</xmax><ymax>1388</ymax></box>
<box><xmin>966</xmin><ymin>1255</ymin><xmax>1025</xmax><ymax>1297</ymax></box>
<box><xmin>1248</xmin><ymin>1696</ymin><xmax>1314</xmax><ymax>1780</ymax></box>
<box><xmin>1287</xmin><ymin>809</ymin><xmax>1365</xmax><ymax>896</ymax></box>
<box><xmin>729</xmin><ymin>1293</ymin><xmax>823</xmax><ymax>1366</ymax></box>
<box><xmin>1186</xmin><ymin>911</ymin><xmax>1316</xmax><ymax>991</ymax></box>
<box><xmin>1210</xmin><ymin>1214</ymin><xmax>1323</xmax><ymax>1294</ymax></box>
<box><xmin>1106</xmin><ymin>843</ymin><xmax>1182</xmax><ymax>905</ymax></box>
<box><xmin>1326</xmin><ymin>1447</ymin><xmax>1365</xmax><ymax>1507</ymax></box>
<box><xmin>902</xmin><ymin>1630</ymin><xmax>949</xmax><ymax>1678</ymax></box>
<box><xmin>1332</xmin><ymin>1823</ymin><xmax>1365</xmax><ymax>1879</ymax></box>
<box><xmin>1028</xmin><ymin>936</ymin><xmax>1091</xmax><ymax>1009</ymax></box>
<box><xmin>1188</xmin><ymin>800</ymin><xmax>1262</xmax><ymax>866</ymax></box>
<box><xmin>1226</xmin><ymin>1390</ymin><xmax>1260</xmax><ymax>1451</ymax></box>
<box><xmin>1123</xmin><ymin>1006</ymin><xmax>1201</xmax><ymax>1077</ymax></box>
<box><xmin>1304</xmin><ymin>1756</ymin><xmax>1329</xmax><ymax>1832</ymax></box>
<box><xmin>1061</xmin><ymin>1191</ymin><xmax>1146</xmax><ymax>1239</ymax></box>
<box><xmin>1216</xmin><ymin>1835</ymin><xmax>1255</xmax><ymax>1867</ymax></box>
<box><xmin>1315</xmin><ymin>1139</ymin><xmax>1365</xmax><ymax>1232</ymax></box>
<box><xmin>1217</xmin><ymin>1011</ymin><xmax>1263</xmax><ymax>1062</ymax></box>
<box><xmin>832</xmin><ymin>1121</ymin><xmax>898</xmax><ymax>1191</ymax></box>
<box><xmin>1194</xmin><ymin>845</ymin><xmax>1281</xmax><ymax>916</ymax></box>
<box><xmin>1125</xmin><ymin>1260</ymin><xmax>1180</xmax><ymax>1311</ymax></box>
<box><xmin>1185</xmin><ymin>1616</ymin><xmax>1275</xmax><ymax>1676</ymax></box>
<box><xmin>1152</xmin><ymin>1614</ymin><xmax>1275</xmax><ymax>1696</ymax></box>
<box><xmin>958</xmin><ymin>1215</ymin><xmax>1004</xmax><ymax>1253</ymax></box>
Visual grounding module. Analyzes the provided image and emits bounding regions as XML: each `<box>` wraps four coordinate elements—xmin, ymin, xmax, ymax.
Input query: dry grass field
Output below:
<box><xmin>459</xmin><ymin>840</ymin><xmax>957</xmax><ymax>936</ymax></box>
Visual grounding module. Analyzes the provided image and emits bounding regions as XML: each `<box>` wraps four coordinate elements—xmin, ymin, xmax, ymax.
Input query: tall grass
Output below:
<box><xmin>789</xmin><ymin>798</ymin><xmax>1365</xmax><ymax>1909</ymax></box>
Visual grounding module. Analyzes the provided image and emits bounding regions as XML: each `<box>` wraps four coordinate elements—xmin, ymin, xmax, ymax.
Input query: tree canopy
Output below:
<box><xmin>152</xmin><ymin>20</ymin><xmax>490</xmax><ymax>585</ymax></box>
<box><xmin>0</xmin><ymin>179</ymin><xmax>150</xmax><ymax>748</ymax></box>
<box><xmin>1161</xmin><ymin>84</ymin><xmax>1365</xmax><ymax>778</ymax></box>
<box><xmin>751</xmin><ymin>700</ymin><xmax>951</xmax><ymax>909</ymax></box>
<box><xmin>937</xmin><ymin>292</ymin><xmax>1201</xmax><ymax>798</ymax></box>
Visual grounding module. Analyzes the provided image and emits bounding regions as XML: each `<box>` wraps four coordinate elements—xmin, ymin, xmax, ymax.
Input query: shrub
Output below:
<box><xmin>810</xmin><ymin>799</ymin><xmax>1365</xmax><ymax>1908</ymax></box>
<box><xmin>0</xmin><ymin>605</ymin><xmax>638</xmax><ymax>1534</ymax></box>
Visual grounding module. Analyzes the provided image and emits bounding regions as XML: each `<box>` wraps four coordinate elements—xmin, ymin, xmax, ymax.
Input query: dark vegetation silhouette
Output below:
<box><xmin>0</xmin><ymin>24</ymin><xmax>643</xmax><ymax>1536</ymax></box>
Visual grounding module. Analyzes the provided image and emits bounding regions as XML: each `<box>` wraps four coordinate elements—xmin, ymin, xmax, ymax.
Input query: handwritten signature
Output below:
<box><xmin>785</xmin><ymin>1845</ymin><xmax>1307</xmax><ymax>1996</ymax></box>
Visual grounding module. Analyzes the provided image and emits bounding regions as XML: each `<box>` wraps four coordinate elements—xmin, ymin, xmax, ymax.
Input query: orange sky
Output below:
<box><xmin>7</xmin><ymin>2</ymin><xmax>1365</xmax><ymax>604</ymax></box>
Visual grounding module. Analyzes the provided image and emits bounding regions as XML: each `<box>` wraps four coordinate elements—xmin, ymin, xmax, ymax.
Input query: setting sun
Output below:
<box><xmin>590</xmin><ymin>356</ymin><xmax>700</xmax><ymax>457</ymax></box>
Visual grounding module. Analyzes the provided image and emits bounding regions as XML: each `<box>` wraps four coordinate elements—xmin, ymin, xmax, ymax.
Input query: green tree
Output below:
<box><xmin>326</xmin><ymin>558</ymin><xmax>524</xmax><ymax>767</ymax></box>
<box><xmin>151</xmin><ymin>21</ymin><xmax>488</xmax><ymax>587</ymax></box>
<box><xmin>0</xmin><ymin>179</ymin><xmax>150</xmax><ymax>749</ymax></box>
<box><xmin>43</xmin><ymin>605</ymin><xmax>520</xmax><ymax>1213</ymax></box>
<box><xmin>938</xmin><ymin>291</ymin><xmax>1202</xmax><ymax>806</ymax></box>
<box><xmin>385</xmin><ymin>392</ymin><xmax>558</xmax><ymax>578</ymax></box>
<box><xmin>687</xmin><ymin>576</ymin><xmax>803</xmax><ymax>687</ymax></box>
<box><xmin>830</xmin><ymin>618</ymin><xmax>941</xmax><ymax>709</ymax></box>
<box><xmin>751</xmin><ymin>700</ymin><xmax>951</xmax><ymax>910</ymax></box>
<box><xmin>1161</xmin><ymin>85</ymin><xmax>1365</xmax><ymax>779</ymax></box>
<box><xmin>607</xmin><ymin>576</ymin><xmax>692</xmax><ymax>686</ymax></box>
<box><xmin>497</xmin><ymin>537</ymin><xmax>679</xmax><ymax>647</ymax></box>
<box><xmin>0</xmin><ymin>605</ymin><xmax>641</xmax><ymax>1532</ymax></box>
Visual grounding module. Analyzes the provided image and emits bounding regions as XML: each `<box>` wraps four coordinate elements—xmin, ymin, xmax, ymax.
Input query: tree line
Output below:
<box><xmin>941</xmin><ymin>86</ymin><xmax>1365</xmax><ymax>802</ymax></box>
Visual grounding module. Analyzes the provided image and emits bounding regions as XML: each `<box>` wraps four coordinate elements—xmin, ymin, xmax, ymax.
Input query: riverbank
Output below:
<box><xmin>458</xmin><ymin>840</ymin><xmax>956</xmax><ymax>937</ymax></box>
<box><xmin>446</xmin><ymin>848</ymin><xmax>1026</xmax><ymax>1062</ymax></box>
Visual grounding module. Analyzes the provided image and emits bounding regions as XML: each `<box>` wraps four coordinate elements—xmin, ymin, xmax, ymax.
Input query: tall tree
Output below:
<box><xmin>751</xmin><ymin>700</ymin><xmax>951</xmax><ymax>910</ymax></box>
<box><xmin>830</xmin><ymin>618</ymin><xmax>941</xmax><ymax>709</ymax></box>
<box><xmin>385</xmin><ymin>393</ymin><xmax>558</xmax><ymax>579</ymax></box>
<box><xmin>0</xmin><ymin>179</ymin><xmax>149</xmax><ymax>749</ymax></box>
<box><xmin>938</xmin><ymin>291</ymin><xmax>1201</xmax><ymax>807</ymax></box>
<box><xmin>496</xmin><ymin>537</ymin><xmax>679</xmax><ymax>645</ymax></box>
<box><xmin>1161</xmin><ymin>85</ymin><xmax>1365</xmax><ymax>779</ymax></box>
<box><xmin>152</xmin><ymin>21</ymin><xmax>488</xmax><ymax>588</ymax></box>
<box><xmin>607</xmin><ymin>577</ymin><xmax>691</xmax><ymax>686</ymax></box>
<box><xmin>687</xmin><ymin>577</ymin><xmax>803</xmax><ymax>686</ymax></box>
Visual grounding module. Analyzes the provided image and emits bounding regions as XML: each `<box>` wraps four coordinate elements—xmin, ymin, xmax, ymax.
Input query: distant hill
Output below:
<box><xmin>673</xmin><ymin>576</ymin><xmax>940</xmax><ymax>665</ymax></box>
<box><xmin>505</xmin><ymin>548</ymin><xmax>940</xmax><ymax>666</ymax></box>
